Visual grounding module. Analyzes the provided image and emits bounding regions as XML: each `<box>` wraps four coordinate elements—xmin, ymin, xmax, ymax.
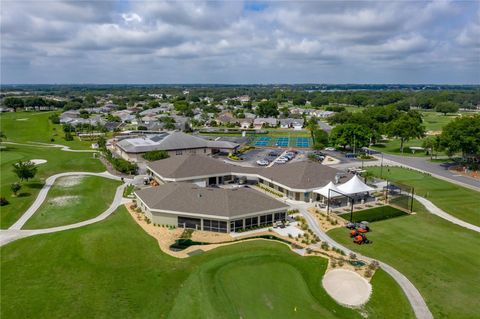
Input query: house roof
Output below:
<box><xmin>135</xmin><ymin>183</ymin><xmax>288</xmax><ymax>218</ymax></box>
<box><xmin>254</xmin><ymin>117</ymin><xmax>278</xmax><ymax>125</ymax></box>
<box><xmin>147</xmin><ymin>155</ymin><xmax>346</xmax><ymax>191</ymax></box>
<box><xmin>259</xmin><ymin>161</ymin><xmax>343</xmax><ymax>190</ymax></box>
<box><xmin>117</xmin><ymin>132</ymin><xmax>239</xmax><ymax>153</ymax></box>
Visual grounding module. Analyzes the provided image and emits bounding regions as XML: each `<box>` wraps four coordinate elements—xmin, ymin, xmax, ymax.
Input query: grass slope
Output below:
<box><xmin>23</xmin><ymin>176</ymin><xmax>120</xmax><ymax>229</ymax></box>
<box><xmin>368</xmin><ymin>166</ymin><xmax>480</xmax><ymax>226</ymax></box>
<box><xmin>328</xmin><ymin>201</ymin><xmax>480</xmax><ymax>319</ymax></box>
<box><xmin>0</xmin><ymin>145</ymin><xmax>104</xmax><ymax>228</ymax></box>
<box><xmin>1</xmin><ymin>207</ymin><xmax>413</xmax><ymax>319</ymax></box>
<box><xmin>0</xmin><ymin>111</ymin><xmax>93</xmax><ymax>150</ymax></box>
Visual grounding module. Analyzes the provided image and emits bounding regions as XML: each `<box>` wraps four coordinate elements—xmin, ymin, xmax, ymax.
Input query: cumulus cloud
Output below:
<box><xmin>0</xmin><ymin>0</ymin><xmax>478</xmax><ymax>84</ymax></box>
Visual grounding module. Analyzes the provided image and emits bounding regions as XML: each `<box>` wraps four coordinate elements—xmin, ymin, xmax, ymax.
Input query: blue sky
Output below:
<box><xmin>1</xmin><ymin>0</ymin><xmax>479</xmax><ymax>84</ymax></box>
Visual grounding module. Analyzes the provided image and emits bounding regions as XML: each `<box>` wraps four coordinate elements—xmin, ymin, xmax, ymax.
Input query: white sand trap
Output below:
<box><xmin>30</xmin><ymin>159</ymin><xmax>47</xmax><ymax>165</ymax></box>
<box><xmin>322</xmin><ymin>269</ymin><xmax>372</xmax><ymax>306</ymax></box>
<box><xmin>16</xmin><ymin>118</ymin><xmax>29</xmax><ymax>121</ymax></box>
<box><xmin>49</xmin><ymin>195</ymin><xmax>80</xmax><ymax>207</ymax></box>
<box><xmin>56</xmin><ymin>176</ymin><xmax>85</xmax><ymax>187</ymax></box>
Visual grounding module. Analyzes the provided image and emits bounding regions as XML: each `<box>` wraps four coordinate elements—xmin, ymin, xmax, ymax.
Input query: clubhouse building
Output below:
<box><xmin>135</xmin><ymin>155</ymin><xmax>353</xmax><ymax>233</ymax></box>
<box><xmin>112</xmin><ymin>131</ymin><xmax>239</xmax><ymax>162</ymax></box>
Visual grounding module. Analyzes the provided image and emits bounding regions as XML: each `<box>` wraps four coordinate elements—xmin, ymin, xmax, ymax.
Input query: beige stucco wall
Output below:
<box><xmin>150</xmin><ymin>211</ymin><xmax>178</xmax><ymax>226</ymax></box>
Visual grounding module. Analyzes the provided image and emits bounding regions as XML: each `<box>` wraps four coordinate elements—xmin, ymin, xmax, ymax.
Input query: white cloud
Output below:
<box><xmin>0</xmin><ymin>0</ymin><xmax>478</xmax><ymax>84</ymax></box>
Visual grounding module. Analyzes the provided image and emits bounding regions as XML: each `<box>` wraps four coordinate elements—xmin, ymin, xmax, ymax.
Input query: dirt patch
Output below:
<box><xmin>322</xmin><ymin>269</ymin><xmax>372</xmax><ymax>306</ymax></box>
<box><xmin>56</xmin><ymin>176</ymin><xmax>85</xmax><ymax>187</ymax></box>
<box><xmin>322</xmin><ymin>156</ymin><xmax>340</xmax><ymax>165</ymax></box>
<box><xmin>48</xmin><ymin>195</ymin><xmax>80</xmax><ymax>207</ymax></box>
<box><xmin>30</xmin><ymin>159</ymin><xmax>47</xmax><ymax>165</ymax></box>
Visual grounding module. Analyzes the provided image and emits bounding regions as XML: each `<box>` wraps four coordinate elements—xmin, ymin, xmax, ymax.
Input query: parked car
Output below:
<box><xmin>275</xmin><ymin>158</ymin><xmax>288</xmax><ymax>164</ymax></box>
<box><xmin>268</xmin><ymin>151</ymin><xmax>280</xmax><ymax>157</ymax></box>
<box><xmin>256</xmin><ymin>159</ymin><xmax>269</xmax><ymax>166</ymax></box>
<box><xmin>324</xmin><ymin>147</ymin><xmax>336</xmax><ymax>151</ymax></box>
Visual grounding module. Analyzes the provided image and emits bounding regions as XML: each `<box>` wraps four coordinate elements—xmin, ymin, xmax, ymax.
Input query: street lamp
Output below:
<box><xmin>380</xmin><ymin>152</ymin><xmax>384</xmax><ymax>178</ymax></box>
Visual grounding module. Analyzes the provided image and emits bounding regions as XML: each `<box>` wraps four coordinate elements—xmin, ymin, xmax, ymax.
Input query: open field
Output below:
<box><xmin>0</xmin><ymin>144</ymin><xmax>104</xmax><ymax>229</ymax></box>
<box><xmin>367</xmin><ymin>166</ymin><xmax>480</xmax><ymax>226</ymax></box>
<box><xmin>1</xmin><ymin>207</ymin><xmax>413</xmax><ymax>319</ymax></box>
<box><xmin>370</xmin><ymin>138</ymin><xmax>431</xmax><ymax>157</ymax></box>
<box><xmin>329</xmin><ymin>200</ymin><xmax>480</xmax><ymax>319</ymax></box>
<box><xmin>420</xmin><ymin>111</ymin><xmax>460</xmax><ymax>132</ymax></box>
<box><xmin>23</xmin><ymin>176</ymin><xmax>120</xmax><ymax>229</ymax></box>
<box><xmin>0</xmin><ymin>111</ymin><xmax>94</xmax><ymax>150</ymax></box>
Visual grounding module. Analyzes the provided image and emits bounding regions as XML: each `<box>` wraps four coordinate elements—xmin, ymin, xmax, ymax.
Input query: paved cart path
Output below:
<box><xmin>413</xmin><ymin>195</ymin><xmax>480</xmax><ymax>233</ymax></box>
<box><xmin>292</xmin><ymin>202</ymin><xmax>434</xmax><ymax>319</ymax></box>
<box><xmin>1</xmin><ymin>172</ymin><xmax>131</xmax><ymax>246</ymax></box>
<box><xmin>2</xmin><ymin>141</ymin><xmax>97</xmax><ymax>152</ymax></box>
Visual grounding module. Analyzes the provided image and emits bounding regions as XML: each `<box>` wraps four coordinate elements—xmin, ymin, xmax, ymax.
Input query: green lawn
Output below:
<box><xmin>420</xmin><ymin>111</ymin><xmax>460</xmax><ymax>132</ymax></box>
<box><xmin>23</xmin><ymin>176</ymin><xmax>120</xmax><ymax>229</ymax></box>
<box><xmin>0</xmin><ymin>111</ymin><xmax>93</xmax><ymax>150</ymax></box>
<box><xmin>344</xmin><ymin>205</ymin><xmax>408</xmax><ymax>223</ymax></box>
<box><xmin>1</xmin><ymin>207</ymin><xmax>413</xmax><ymax>319</ymax></box>
<box><xmin>0</xmin><ymin>144</ymin><xmax>105</xmax><ymax>229</ymax></box>
<box><xmin>370</xmin><ymin>138</ymin><xmax>431</xmax><ymax>157</ymax></box>
<box><xmin>367</xmin><ymin>166</ymin><xmax>480</xmax><ymax>226</ymax></box>
<box><xmin>329</xmin><ymin>201</ymin><xmax>480</xmax><ymax>319</ymax></box>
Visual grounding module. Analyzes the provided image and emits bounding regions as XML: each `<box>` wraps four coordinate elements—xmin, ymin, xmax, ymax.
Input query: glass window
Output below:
<box><xmin>176</xmin><ymin>150</ymin><xmax>183</xmax><ymax>155</ymax></box>
<box><xmin>178</xmin><ymin>217</ymin><xmax>201</xmax><ymax>229</ymax></box>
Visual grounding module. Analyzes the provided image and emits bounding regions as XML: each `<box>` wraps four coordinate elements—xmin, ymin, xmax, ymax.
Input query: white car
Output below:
<box><xmin>275</xmin><ymin>158</ymin><xmax>288</xmax><ymax>164</ymax></box>
<box><xmin>256</xmin><ymin>159</ymin><xmax>269</xmax><ymax>166</ymax></box>
<box><xmin>324</xmin><ymin>147</ymin><xmax>336</xmax><ymax>151</ymax></box>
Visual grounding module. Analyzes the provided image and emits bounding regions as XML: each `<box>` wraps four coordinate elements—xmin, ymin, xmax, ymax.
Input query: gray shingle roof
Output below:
<box><xmin>117</xmin><ymin>132</ymin><xmax>239</xmax><ymax>153</ymax></box>
<box><xmin>147</xmin><ymin>155</ymin><xmax>346</xmax><ymax>190</ymax></box>
<box><xmin>135</xmin><ymin>183</ymin><xmax>289</xmax><ymax>218</ymax></box>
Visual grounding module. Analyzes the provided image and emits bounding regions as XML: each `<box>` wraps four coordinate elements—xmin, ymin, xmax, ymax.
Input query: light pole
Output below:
<box><xmin>380</xmin><ymin>152</ymin><xmax>384</xmax><ymax>178</ymax></box>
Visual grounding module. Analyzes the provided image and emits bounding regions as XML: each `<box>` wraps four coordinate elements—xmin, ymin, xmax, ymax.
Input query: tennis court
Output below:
<box><xmin>275</xmin><ymin>137</ymin><xmax>289</xmax><ymax>147</ymax></box>
<box><xmin>254</xmin><ymin>136</ymin><xmax>272</xmax><ymax>146</ymax></box>
<box><xmin>296</xmin><ymin>137</ymin><xmax>311</xmax><ymax>148</ymax></box>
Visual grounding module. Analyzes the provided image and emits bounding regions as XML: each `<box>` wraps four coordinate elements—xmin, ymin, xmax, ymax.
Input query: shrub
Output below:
<box><xmin>369</xmin><ymin>260</ymin><xmax>380</xmax><ymax>270</ymax></box>
<box><xmin>306</xmin><ymin>248</ymin><xmax>313</xmax><ymax>254</ymax></box>
<box><xmin>349</xmin><ymin>253</ymin><xmax>357</xmax><ymax>260</ymax></box>
<box><xmin>142</xmin><ymin>150</ymin><xmax>169</xmax><ymax>161</ymax></box>
<box><xmin>0</xmin><ymin>197</ymin><xmax>9</xmax><ymax>206</ymax></box>
<box><xmin>331</xmin><ymin>260</ymin><xmax>337</xmax><ymax>268</ymax></box>
<box><xmin>365</xmin><ymin>269</ymin><xmax>373</xmax><ymax>278</ymax></box>
<box><xmin>338</xmin><ymin>259</ymin><xmax>344</xmax><ymax>266</ymax></box>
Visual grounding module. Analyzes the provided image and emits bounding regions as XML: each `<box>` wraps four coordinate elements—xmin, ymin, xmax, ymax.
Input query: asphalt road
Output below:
<box><xmin>380</xmin><ymin>153</ymin><xmax>480</xmax><ymax>191</ymax></box>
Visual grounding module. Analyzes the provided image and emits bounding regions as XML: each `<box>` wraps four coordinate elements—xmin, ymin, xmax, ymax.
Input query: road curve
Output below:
<box><xmin>414</xmin><ymin>195</ymin><xmax>480</xmax><ymax>233</ymax></box>
<box><xmin>296</xmin><ymin>204</ymin><xmax>434</xmax><ymax>319</ymax></box>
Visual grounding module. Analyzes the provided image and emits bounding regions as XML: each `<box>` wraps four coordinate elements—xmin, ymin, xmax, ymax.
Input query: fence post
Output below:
<box><xmin>410</xmin><ymin>187</ymin><xmax>415</xmax><ymax>213</ymax></box>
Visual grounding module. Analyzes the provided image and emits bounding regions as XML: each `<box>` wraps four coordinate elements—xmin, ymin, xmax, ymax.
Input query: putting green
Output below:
<box><xmin>1</xmin><ymin>207</ymin><xmax>414</xmax><ymax>319</ymax></box>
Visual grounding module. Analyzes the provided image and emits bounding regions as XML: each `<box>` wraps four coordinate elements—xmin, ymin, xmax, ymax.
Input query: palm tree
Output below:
<box><xmin>306</xmin><ymin>117</ymin><xmax>319</xmax><ymax>144</ymax></box>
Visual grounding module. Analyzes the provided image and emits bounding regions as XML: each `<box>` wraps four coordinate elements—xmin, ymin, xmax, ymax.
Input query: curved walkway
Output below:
<box><xmin>414</xmin><ymin>195</ymin><xmax>480</xmax><ymax>233</ymax></box>
<box><xmin>3</xmin><ymin>141</ymin><xmax>97</xmax><ymax>153</ymax></box>
<box><xmin>292</xmin><ymin>202</ymin><xmax>433</xmax><ymax>319</ymax></box>
<box><xmin>1</xmin><ymin>172</ymin><xmax>131</xmax><ymax>246</ymax></box>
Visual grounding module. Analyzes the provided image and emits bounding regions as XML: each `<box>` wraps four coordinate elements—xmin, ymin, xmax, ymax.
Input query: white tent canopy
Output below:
<box><xmin>313</xmin><ymin>181</ymin><xmax>343</xmax><ymax>198</ymax></box>
<box><xmin>337</xmin><ymin>175</ymin><xmax>375</xmax><ymax>195</ymax></box>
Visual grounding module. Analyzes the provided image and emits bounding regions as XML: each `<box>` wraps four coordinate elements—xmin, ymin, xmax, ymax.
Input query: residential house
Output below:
<box><xmin>253</xmin><ymin>117</ymin><xmax>278</xmax><ymax>129</ymax></box>
<box><xmin>280</xmin><ymin>118</ymin><xmax>304</xmax><ymax>130</ymax></box>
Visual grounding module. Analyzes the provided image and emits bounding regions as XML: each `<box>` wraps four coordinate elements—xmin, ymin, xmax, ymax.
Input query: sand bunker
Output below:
<box><xmin>56</xmin><ymin>176</ymin><xmax>85</xmax><ymax>187</ymax></box>
<box><xmin>49</xmin><ymin>195</ymin><xmax>80</xmax><ymax>207</ymax></box>
<box><xmin>30</xmin><ymin>159</ymin><xmax>47</xmax><ymax>165</ymax></box>
<box><xmin>322</xmin><ymin>269</ymin><xmax>372</xmax><ymax>306</ymax></box>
